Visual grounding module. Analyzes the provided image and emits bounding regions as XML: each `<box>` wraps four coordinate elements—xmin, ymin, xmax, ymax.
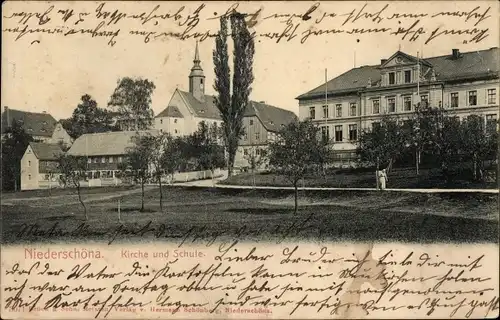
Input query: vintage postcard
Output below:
<box><xmin>1</xmin><ymin>0</ymin><xmax>499</xmax><ymax>319</ymax></box>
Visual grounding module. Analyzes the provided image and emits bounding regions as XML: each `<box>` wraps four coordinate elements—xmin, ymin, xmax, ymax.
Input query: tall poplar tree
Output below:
<box><xmin>213</xmin><ymin>13</ymin><xmax>255</xmax><ymax>177</ymax></box>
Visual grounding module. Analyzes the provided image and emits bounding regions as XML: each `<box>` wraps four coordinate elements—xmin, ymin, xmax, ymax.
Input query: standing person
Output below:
<box><xmin>379</xmin><ymin>169</ymin><xmax>388</xmax><ymax>190</ymax></box>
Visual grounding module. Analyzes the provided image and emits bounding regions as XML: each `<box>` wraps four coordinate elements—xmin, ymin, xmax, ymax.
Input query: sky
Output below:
<box><xmin>2</xmin><ymin>1</ymin><xmax>498</xmax><ymax>120</ymax></box>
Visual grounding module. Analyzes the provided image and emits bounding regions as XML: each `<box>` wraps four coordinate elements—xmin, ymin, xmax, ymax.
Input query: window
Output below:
<box><xmin>101</xmin><ymin>157</ymin><xmax>105</xmax><ymax>163</ymax></box>
<box><xmin>450</xmin><ymin>92</ymin><xmax>459</xmax><ymax>108</ymax></box>
<box><xmin>243</xmin><ymin>130</ymin><xmax>248</xmax><ymax>140</ymax></box>
<box><xmin>349</xmin><ymin>124</ymin><xmax>358</xmax><ymax>141</ymax></box>
<box><xmin>372</xmin><ymin>99</ymin><xmax>380</xmax><ymax>114</ymax></box>
<box><xmin>118</xmin><ymin>156</ymin><xmax>123</xmax><ymax>163</ymax></box>
<box><xmin>93</xmin><ymin>158</ymin><xmax>98</xmax><ymax>163</ymax></box>
<box><xmin>321</xmin><ymin>126</ymin><xmax>329</xmax><ymax>142</ymax></box>
<box><xmin>404</xmin><ymin>70</ymin><xmax>411</xmax><ymax>83</ymax></box>
<box><xmin>388</xmin><ymin>97</ymin><xmax>396</xmax><ymax>113</ymax></box>
<box><xmin>309</xmin><ymin>107</ymin><xmax>315</xmax><ymax>119</ymax></box>
<box><xmin>87</xmin><ymin>158</ymin><xmax>91</xmax><ymax>164</ymax></box>
<box><xmin>200</xmin><ymin>78</ymin><xmax>204</xmax><ymax>84</ymax></box>
<box><xmin>243</xmin><ymin>149</ymin><xmax>248</xmax><ymax>156</ymax></box>
<box><xmin>349</xmin><ymin>103</ymin><xmax>357</xmax><ymax>116</ymax></box>
<box><xmin>322</xmin><ymin>105</ymin><xmax>329</xmax><ymax>118</ymax></box>
<box><xmin>109</xmin><ymin>156</ymin><xmax>113</xmax><ymax>163</ymax></box>
<box><xmin>28</xmin><ymin>174</ymin><xmax>31</xmax><ymax>180</ymax></box>
<box><xmin>420</xmin><ymin>94</ymin><xmax>428</xmax><ymax>105</ymax></box>
<box><xmin>28</xmin><ymin>161</ymin><xmax>31</xmax><ymax>167</ymax></box>
<box><xmin>160</xmin><ymin>119</ymin><xmax>163</xmax><ymax>124</ymax></box>
<box><xmin>468</xmin><ymin>91</ymin><xmax>477</xmax><ymax>106</ymax></box>
<box><xmin>389</xmin><ymin>72</ymin><xmax>395</xmax><ymax>85</ymax></box>
<box><xmin>488</xmin><ymin>89</ymin><xmax>496</xmax><ymax>104</ymax></box>
<box><xmin>336</xmin><ymin>104</ymin><xmax>342</xmax><ymax>117</ymax></box>
<box><xmin>486</xmin><ymin>114</ymin><xmax>497</xmax><ymax>133</ymax></box>
<box><xmin>174</xmin><ymin>129</ymin><xmax>178</xmax><ymax>134</ymax></box>
<box><xmin>335</xmin><ymin>125</ymin><xmax>343</xmax><ymax>142</ymax></box>
<box><xmin>403</xmin><ymin>96</ymin><xmax>412</xmax><ymax>111</ymax></box>
<box><xmin>249</xmin><ymin>119</ymin><xmax>254</xmax><ymax>125</ymax></box>
<box><xmin>255</xmin><ymin>132</ymin><xmax>260</xmax><ymax>140</ymax></box>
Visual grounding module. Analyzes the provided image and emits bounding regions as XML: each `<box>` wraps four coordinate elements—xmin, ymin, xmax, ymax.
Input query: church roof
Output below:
<box><xmin>156</xmin><ymin>105</ymin><xmax>184</xmax><ymax>118</ymax></box>
<box><xmin>178</xmin><ymin>90</ymin><xmax>221</xmax><ymax>120</ymax></box>
<box><xmin>1</xmin><ymin>108</ymin><xmax>58</xmax><ymax>137</ymax></box>
<box><xmin>297</xmin><ymin>47</ymin><xmax>499</xmax><ymax>100</ymax></box>
<box><xmin>29</xmin><ymin>142</ymin><xmax>64</xmax><ymax>160</ymax></box>
<box><xmin>156</xmin><ymin>90</ymin><xmax>298</xmax><ymax>133</ymax></box>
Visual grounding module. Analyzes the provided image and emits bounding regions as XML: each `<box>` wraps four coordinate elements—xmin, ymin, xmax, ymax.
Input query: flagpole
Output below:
<box><xmin>417</xmin><ymin>51</ymin><xmax>420</xmax><ymax>98</ymax></box>
<box><xmin>325</xmin><ymin>68</ymin><xmax>328</xmax><ymax>141</ymax></box>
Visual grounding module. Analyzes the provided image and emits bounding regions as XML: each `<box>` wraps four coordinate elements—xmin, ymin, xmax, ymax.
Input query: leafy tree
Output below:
<box><xmin>57</xmin><ymin>154</ymin><xmax>89</xmax><ymax>220</ymax></box>
<box><xmin>435</xmin><ymin>116</ymin><xmax>463</xmax><ymax>180</ymax></box>
<box><xmin>1</xmin><ymin>120</ymin><xmax>34</xmax><ymax>191</ymax></box>
<box><xmin>108</xmin><ymin>77</ymin><xmax>156</xmax><ymax>131</ymax></box>
<box><xmin>144</xmin><ymin>134</ymin><xmax>165</xmax><ymax>211</ymax></box>
<box><xmin>161</xmin><ymin>134</ymin><xmax>183</xmax><ymax>184</ymax></box>
<box><xmin>121</xmin><ymin>133</ymin><xmax>155</xmax><ymax>212</ymax></box>
<box><xmin>243</xmin><ymin>146</ymin><xmax>267</xmax><ymax>188</ymax></box>
<box><xmin>62</xmin><ymin>94</ymin><xmax>115</xmax><ymax>139</ymax></box>
<box><xmin>461</xmin><ymin>115</ymin><xmax>496</xmax><ymax>181</ymax></box>
<box><xmin>213</xmin><ymin>13</ymin><xmax>255</xmax><ymax>177</ymax></box>
<box><xmin>268</xmin><ymin>120</ymin><xmax>331</xmax><ymax>214</ymax></box>
<box><xmin>356</xmin><ymin>115</ymin><xmax>407</xmax><ymax>171</ymax></box>
<box><xmin>407</xmin><ymin>103</ymin><xmax>445</xmax><ymax>174</ymax></box>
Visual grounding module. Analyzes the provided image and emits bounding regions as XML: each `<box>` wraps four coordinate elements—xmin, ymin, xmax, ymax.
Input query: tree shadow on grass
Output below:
<box><xmin>107</xmin><ymin>208</ymin><xmax>156</xmax><ymax>213</ymax></box>
<box><xmin>45</xmin><ymin>215</ymin><xmax>78</xmax><ymax>221</ymax></box>
<box><xmin>227</xmin><ymin>208</ymin><xmax>293</xmax><ymax>215</ymax></box>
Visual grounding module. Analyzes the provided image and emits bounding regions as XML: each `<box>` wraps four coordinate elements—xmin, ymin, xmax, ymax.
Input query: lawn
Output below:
<box><xmin>222</xmin><ymin>166</ymin><xmax>498</xmax><ymax>189</ymax></box>
<box><xmin>1</xmin><ymin>186</ymin><xmax>498</xmax><ymax>245</ymax></box>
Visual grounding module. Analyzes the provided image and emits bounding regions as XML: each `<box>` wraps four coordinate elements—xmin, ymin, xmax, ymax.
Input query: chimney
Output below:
<box><xmin>452</xmin><ymin>49</ymin><xmax>460</xmax><ymax>59</ymax></box>
<box><xmin>380</xmin><ymin>59</ymin><xmax>387</xmax><ymax>65</ymax></box>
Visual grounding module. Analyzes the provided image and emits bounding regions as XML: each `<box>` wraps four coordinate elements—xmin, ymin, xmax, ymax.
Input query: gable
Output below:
<box><xmin>382</xmin><ymin>53</ymin><xmax>416</xmax><ymax>68</ymax></box>
<box><xmin>156</xmin><ymin>90</ymin><xmax>192</xmax><ymax>119</ymax></box>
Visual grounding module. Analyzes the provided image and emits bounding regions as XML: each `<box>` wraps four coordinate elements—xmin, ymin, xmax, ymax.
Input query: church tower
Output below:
<box><xmin>189</xmin><ymin>41</ymin><xmax>205</xmax><ymax>102</ymax></box>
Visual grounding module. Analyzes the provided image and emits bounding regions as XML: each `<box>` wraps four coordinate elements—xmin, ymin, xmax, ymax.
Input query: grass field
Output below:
<box><xmin>2</xmin><ymin>186</ymin><xmax>498</xmax><ymax>244</ymax></box>
<box><xmin>222</xmin><ymin>167</ymin><xmax>498</xmax><ymax>189</ymax></box>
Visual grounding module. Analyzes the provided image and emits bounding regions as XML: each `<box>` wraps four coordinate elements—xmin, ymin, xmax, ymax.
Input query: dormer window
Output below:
<box><xmin>389</xmin><ymin>72</ymin><xmax>396</xmax><ymax>85</ymax></box>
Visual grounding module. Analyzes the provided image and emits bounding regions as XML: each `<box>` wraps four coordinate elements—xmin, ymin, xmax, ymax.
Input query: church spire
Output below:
<box><xmin>194</xmin><ymin>40</ymin><xmax>200</xmax><ymax>63</ymax></box>
<box><xmin>189</xmin><ymin>41</ymin><xmax>205</xmax><ymax>101</ymax></box>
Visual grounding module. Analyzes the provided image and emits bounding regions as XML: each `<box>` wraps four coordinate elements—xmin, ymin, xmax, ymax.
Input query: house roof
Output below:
<box><xmin>67</xmin><ymin>130</ymin><xmax>159</xmax><ymax>157</ymax></box>
<box><xmin>156</xmin><ymin>90</ymin><xmax>297</xmax><ymax>132</ymax></box>
<box><xmin>297</xmin><ymin>47</ymin><xmax>499</xmax><ymax>100</ymax></box>
<box><xmin>245</xmin><ymin>101</ymin><xmax>298</xmax><ymax>132</ymax></box>
<box><xmin>1</xmin><ymin>108</ymin><xmax>58</xmax><ymax>137</ymax></box>
<box><xmin>29</xmin><ymin>142</ymin><xmax>64</xmax><ymax>160</ymax></box>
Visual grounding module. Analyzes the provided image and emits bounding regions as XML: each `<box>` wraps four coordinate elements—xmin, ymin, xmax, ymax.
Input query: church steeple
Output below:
<box><xmin>189</xmin><ymin>41</ymin><xmax>205</xmax><ymax>102</ymax></box>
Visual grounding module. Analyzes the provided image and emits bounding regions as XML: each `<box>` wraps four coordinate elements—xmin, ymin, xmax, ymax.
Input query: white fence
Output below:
<box><xmin>160</xmin><ymin>168</ymin><xmax>222</xmax><ymax>184</ymax></box>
